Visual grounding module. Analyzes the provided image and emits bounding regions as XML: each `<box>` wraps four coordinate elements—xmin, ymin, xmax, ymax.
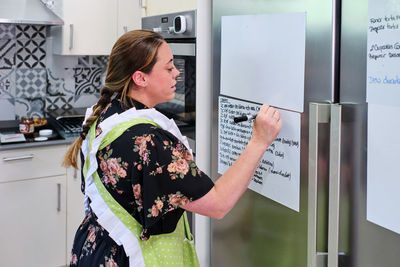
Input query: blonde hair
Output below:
<box><xmin>63</xmin><ymin>30</ymin><xmax>165</xmax><ymax>169</ymax></box>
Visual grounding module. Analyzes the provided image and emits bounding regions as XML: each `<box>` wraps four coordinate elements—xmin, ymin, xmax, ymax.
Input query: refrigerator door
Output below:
<box><xmin>340</xmin><ymin>0</ymin><xmax>400</xmax><ymax>266</ymax></box>
<box><xmin>211</xmin><ymin>0</ymin><xmax>338</xmax><ymax>266</ymax></box>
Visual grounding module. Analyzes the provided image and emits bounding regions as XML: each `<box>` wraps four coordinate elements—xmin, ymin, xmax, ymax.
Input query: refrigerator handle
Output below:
<box><xmin>328</xmin><ymin>104</ymin><xmax>342</xmax><ymax>267</ymax></box>
<box><xmin>308</xmin><ymin>103</ymin><xmax>331</xmax><ymax>267</ymax></box>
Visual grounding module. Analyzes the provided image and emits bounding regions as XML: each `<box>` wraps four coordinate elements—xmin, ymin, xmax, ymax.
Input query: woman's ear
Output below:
<box><xmin>131</xmin><ymin>71</ymin><xmax>147</xmax><ymax>87</ymax></box>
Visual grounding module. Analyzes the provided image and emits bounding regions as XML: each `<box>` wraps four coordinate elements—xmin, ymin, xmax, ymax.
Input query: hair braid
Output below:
<box><xmin>62</xmin><ymin>86</ymin><xmax>113</xmax><ymax>169</ymax></box>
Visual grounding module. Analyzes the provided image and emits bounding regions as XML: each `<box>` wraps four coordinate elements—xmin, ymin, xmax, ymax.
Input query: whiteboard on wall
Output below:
<box><xmin>220</xmin><ymin>12</ymin><xmax>306</xmax><ymax>113</ymax></box>
<box><xmin>218</xmin><ymin>96</ymin><xmax>300</xmax><ymax>211</ymax></box>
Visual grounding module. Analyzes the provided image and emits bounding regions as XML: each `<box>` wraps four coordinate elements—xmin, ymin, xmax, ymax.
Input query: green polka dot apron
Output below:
<box><xmin>81</xmin><ymin>111</ymin><xmax>199</xmax><ymax>267</ymax></box>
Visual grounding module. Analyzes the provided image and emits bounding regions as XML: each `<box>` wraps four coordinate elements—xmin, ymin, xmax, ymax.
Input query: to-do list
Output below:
<box><xmin>367</xmin><ymin>5</ymin><xmax>400</xmax><ymax>106</ymax></box>
<box><xmin>218</xmin><ymin>96</ymin><xmax>300</xmax><ymax>211</ymax></box>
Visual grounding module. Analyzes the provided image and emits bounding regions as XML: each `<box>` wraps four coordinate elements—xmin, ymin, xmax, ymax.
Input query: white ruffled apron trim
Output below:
<box><xmin>81</xmin><ymin>106</ymin><xmax>192</xmax><ymax>267</ymax></box>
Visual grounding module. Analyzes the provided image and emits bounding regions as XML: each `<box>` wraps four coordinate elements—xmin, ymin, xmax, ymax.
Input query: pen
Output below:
<box><xmin>233</xmin><ymin>114</ymin><xmax>257</xmax><ymax>123</ymax></box>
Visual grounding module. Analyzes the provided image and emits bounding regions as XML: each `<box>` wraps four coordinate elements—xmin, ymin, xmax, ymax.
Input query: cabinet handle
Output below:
<box><xmin>69</xmin><ymin>24</ymin><xmax>74</xmax><ymax>50</ymax></box>
<box><xmin>57</xmin><ymin>183</ymin><xmax>61</xmax><ymax>212</ymax></box>
<box><xmin>123</xmin><ymin>26</ymin><xmax>128</xmax><ymax>33</ymax></box>
<box><xmin>73</xmin><ymin>169</ymin><xmax>78</xmax><ymax>179</ymax></box>
<box><xmin>3</xmin><ymin>154</ymin><xmax>34</xmax><ymax>162</ymax></box>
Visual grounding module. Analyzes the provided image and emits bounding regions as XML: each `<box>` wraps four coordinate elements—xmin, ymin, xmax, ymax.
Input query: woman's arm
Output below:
<box><xmin>182</xmin><ymin>104</ymin><xmax>282</xmax><ymax>219</ymax></box>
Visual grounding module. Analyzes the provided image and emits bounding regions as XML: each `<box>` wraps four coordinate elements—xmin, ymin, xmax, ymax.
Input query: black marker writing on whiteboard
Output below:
<box><xmin>233</xmin><ymin>114</ymin><xmax>257</xmax><ymax>123</ymax></box>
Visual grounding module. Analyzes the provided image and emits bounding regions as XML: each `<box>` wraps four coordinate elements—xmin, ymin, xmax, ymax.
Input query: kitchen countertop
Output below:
<box><xmin>0</xmin><ymin>136</ymin><xmax>76</xmax><ymax>151</ymax></box>
<box><xmin>0</xmin><ymin>121</ymin><xmax>196</xmax><ymax>152</ymax></box>
<box><xmin>0</xmin><ymin>120</ymin><xmax>77</xmax><ymax>151</ymax></box>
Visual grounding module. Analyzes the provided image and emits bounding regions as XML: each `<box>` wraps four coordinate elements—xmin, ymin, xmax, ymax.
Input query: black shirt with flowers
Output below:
<box><xmin>70</xmin><ymin>98</ymin><xmax>214</xmax><ymax>266</ymax></box>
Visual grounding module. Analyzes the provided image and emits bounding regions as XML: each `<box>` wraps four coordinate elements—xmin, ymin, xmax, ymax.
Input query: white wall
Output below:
<box><xmin>142</xmin><ymin>0</ymin><xmax>196</xmax><ymax>16</ymax></box>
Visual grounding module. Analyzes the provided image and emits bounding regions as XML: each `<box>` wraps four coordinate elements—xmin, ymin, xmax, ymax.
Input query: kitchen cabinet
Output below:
<box><xmin>143</xmin><ymin>0</ymin><xmax>196</xmax><ymax>17</ymax></box>
<box><xmin>51</xmin><ymin>0</ymin><xmax>141</xmax><ymax>55</ymax></box>
<box><xmin>118</xmin><ymin>0</ymin><xmax>142</xmax><ymax>38</ymax></box>
<box><xmin>66</xmin><ymin>166</ymin><xmax>85</xmax><ymax>261</ymax></box>
<box><xmin>0</xmin><ymin>175</ymin><xmax>67</xmax><ymax>267</ymax></box>
<box><xmin>0</xmin><ymin>144</ymin><xmax>84</xmax><ymax>266</ymax></box>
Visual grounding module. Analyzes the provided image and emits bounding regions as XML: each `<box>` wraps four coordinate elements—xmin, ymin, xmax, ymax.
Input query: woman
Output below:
<box><xmin>63</xmin><ymin>30</ymin><xmax>282</xmax><ymax>267</ymax></box>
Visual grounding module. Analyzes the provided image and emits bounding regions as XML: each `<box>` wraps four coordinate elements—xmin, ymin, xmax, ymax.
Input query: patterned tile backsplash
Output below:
<box><xmin>0</xmin><ymin>24</ymin><xmax>108</xmax><ymax>120</ymax></box>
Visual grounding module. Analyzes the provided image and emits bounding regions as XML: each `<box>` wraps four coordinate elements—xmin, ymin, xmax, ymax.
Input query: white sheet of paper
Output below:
<box><xmin>366</xmin><ymin>0</ymin><xmax>400</xmax><ymax>234</ymax></box>
<box><xmin>220</xmin><ymin>12</ymin><xmax>306</xmax><ymax>113</ymax></box>
<box><xmin>366</xmin><ymin>1</ymin><xmax>400</xmax><ymax>106</ymax></box>
<box><xmin>218</xmin><ymin>96</ymin><xmax>300</xmax><ymax>211</ymax></box>
<box><xmin>367</xmin><ymin>103</ymin><xmax>400</xmax><ymax>234</ymax></box>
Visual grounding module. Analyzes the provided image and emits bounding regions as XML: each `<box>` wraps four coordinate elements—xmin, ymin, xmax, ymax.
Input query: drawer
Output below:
<box><xmin>0</xmin><ymin>145</ymin><xmax>67</xmax><ymax>183</ymax></box>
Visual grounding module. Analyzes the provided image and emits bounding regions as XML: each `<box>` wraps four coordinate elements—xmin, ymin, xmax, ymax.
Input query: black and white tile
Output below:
<box><xmin>0</xmin><ymin>23</ymin><xmax>112</xmax><ymax>119</ymax></box>
<box><xmin>0</xmin><ymin>98</ymin><xmax>15</xmax><ymax>120</ymax></box>
<box><xmin>77</xmin><ymin>56</ymin><xmax>92</xmax><ymax>67</ymax></box>
<box><xmin>15</xmin><ymin>97</ymin><xmax>45</xmax><ymax>118</ymax></box>
<box><xmin>0</xmin><ymin>39</ymin><xmax>16</xmax><ymax>69</ymax></box>
<box><xmin>93</xmin><ymin>56</ymin><xmax>108</xmax><ymax>71</ymax></box>
<box><xmin>46</xmin><ymin>94</ymin><xmax>74</xmax><ymax>111</ymax></box>
<box><xmin>46</xmin><ymin>68</ymin><xmax>66</xmax><ymax>96</ymax></box>
<box><xmin>16</xmin><ymin>25</ymin><xmax>46</xmax><ymax>40</ymax></box>
<box><xmin>73</xmin><ymin>93</ymin><xmax>100</xmax><ymax>108</ymax></box>
<box><xmin>0</xmin><ymin>68</ymin><xmax>16</xmax><ymax>99</ymax></box>
<box><xmin>0</xmin><ymin>24</ymin><xmax>15</xmax><ymax>40</ymax></box>
<box><xmin>45</xmin><ymin>51</ymin><xmax>77</xmax><ymax>95</ymax></box>
<box><xmin>74</xmin><ymin>67</ymin><xmax>103</xmax><ymax>96</ymax></box>
<box><xmin>16</xmin><ymin>38</ymin><xmax>46</xmax><ymax>68</ymax></box>
<box><xmin>16</xmin><ymin>68</ymin><xmax>47</xmax><ymax>98</ymax></box>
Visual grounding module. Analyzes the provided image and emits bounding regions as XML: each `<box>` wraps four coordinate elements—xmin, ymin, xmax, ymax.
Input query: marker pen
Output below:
<box><xmin>233</xmin><ymin>114</ymin><xmax>257</xmax><ymax>123</ymax></box>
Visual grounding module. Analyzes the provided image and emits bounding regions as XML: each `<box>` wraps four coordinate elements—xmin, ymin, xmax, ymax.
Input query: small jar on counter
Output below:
<box><xmin>19</xmin><ymin>116</ymin><xmax>34</xmax><ymax>134</ymax></box>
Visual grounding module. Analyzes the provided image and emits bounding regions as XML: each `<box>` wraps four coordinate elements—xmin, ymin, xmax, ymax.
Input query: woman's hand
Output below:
<box><xmin>182</xmin><ymin>104</ymin><xmax>283</xmax><ymax>219</ymax></box>
<box><xmin>251</xmin><ymin>104</ymin><xmax>283</xmax><ymax>149</ymax></box>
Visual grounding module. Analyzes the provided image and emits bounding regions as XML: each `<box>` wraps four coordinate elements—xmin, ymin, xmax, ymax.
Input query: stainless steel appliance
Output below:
<box><xmin>210</xmin><ymin>0</ymin><xmax>400</xmax><ymax>267</ymax></box>
<box><xmin>48</xmin><ymin>108</ymin><xmax>85</xmax><ymax>139</ymax></box>
<box><xmin>0</xmin><ymin>0</ymin><xmax>63</xmax><ymax>25</ymax></box>
<box><xmin>142</xmin><ymin>10</ymin><xmax>196</xmax><ymax>129</ymax></box>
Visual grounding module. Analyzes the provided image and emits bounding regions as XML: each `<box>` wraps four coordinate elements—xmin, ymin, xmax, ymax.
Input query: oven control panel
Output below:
<box><xmin>142</xmin><ymin>10</ymin><xmax>196</xmax><ymax>39</ymax></box>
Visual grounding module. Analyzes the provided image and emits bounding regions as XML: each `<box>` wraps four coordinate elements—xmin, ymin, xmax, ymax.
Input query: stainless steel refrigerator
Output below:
<box><xmin>210</xmin><ymin>0</ymin><xmax>400</xmax><ymax>266</ymax></box>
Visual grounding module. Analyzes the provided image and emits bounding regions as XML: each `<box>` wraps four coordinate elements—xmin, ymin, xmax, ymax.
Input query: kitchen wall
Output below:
<box><xmin>0</xmin><ymin>23</ymin><xmax>108</xmax><ymax>121</ymax></box>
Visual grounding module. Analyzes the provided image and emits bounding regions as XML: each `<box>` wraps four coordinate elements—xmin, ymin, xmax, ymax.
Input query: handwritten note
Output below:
<box><xmin>218</xmin><ymin>96</ymin><xmax>300</xmax><ymax>211</ymax></box>
<box><xmin>366</xmin><ymin>0</ymin><xmax>400</xmax><ymax>235</ymax></box>
<box><xmin>367</xmin><ymin>3</ymin><xmax>400</xmax><ymax>106</ymax></box>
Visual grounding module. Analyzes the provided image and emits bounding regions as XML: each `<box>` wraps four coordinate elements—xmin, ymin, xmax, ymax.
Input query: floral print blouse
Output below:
<box><xmin>83</xmin><ymin>97</ymin><xmax>214</xmax><ymax>239</ymax></box>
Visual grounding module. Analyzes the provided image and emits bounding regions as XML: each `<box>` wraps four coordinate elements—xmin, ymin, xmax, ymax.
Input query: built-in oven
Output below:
<box><xmin>142</xmin><ymin>10</ymin><xmax>196</xmax><ymax>131</ymax></box>
<box><xmin>142</xmin><ymin>11</ymin><xmax>197</xmax><ymax>230</ymax></box>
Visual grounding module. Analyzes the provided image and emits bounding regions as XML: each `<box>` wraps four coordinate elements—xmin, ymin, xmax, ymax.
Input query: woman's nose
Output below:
<box><xmin>174</xmin><ymin>67</ymin><xmax>180</xmax><ymax>78</ymax></box>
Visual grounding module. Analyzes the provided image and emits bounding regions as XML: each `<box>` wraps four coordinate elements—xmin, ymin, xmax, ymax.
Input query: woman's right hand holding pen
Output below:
<box><xmin>182</xmin><ymin>103</ymin><xmax>283</xmax><ymax>219</ymax></box>
<box><xmin>251</xmin><ymin>104</ymin><xmax>283</xmax><ymax>149</ymax></box>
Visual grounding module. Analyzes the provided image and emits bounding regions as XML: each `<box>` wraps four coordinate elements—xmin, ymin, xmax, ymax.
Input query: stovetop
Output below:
<box><xmin>47</xmin><ymin>108</ymin><xmax>85</xmax><ymax>139</ymax></box>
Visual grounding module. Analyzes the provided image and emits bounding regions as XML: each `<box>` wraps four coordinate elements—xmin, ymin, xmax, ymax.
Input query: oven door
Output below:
<box><xmin>169</xmin><ymin>42</ymin><xmax>196</xmax><ymax>57</ymax></box>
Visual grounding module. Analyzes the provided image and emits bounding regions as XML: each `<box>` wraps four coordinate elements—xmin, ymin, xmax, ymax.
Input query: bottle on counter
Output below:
<box><xmin>19</xmin><ymin>116</ymin><xmax>34</xmax><ymax>135</ymax></box>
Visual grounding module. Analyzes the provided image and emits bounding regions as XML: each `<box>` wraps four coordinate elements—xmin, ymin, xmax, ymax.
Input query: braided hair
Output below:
<box><xmin>63</xmin><ymin>30</ymin><xmax>165</xmax><ymax>169</ymax></box>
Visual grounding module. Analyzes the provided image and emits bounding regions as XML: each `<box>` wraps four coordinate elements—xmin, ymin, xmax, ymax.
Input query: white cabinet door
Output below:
<box><xmin>0</xmin><ymin>145</ymin><xmax>66</xmax><ymax>183</ymax></box>
<box><xmin>117</xmin><ymin>0</ymin><xmax>142</xmax><ymax>37</ymax></box>
<box><xmin>144</xmin><ymin>0</ymin><xmax>196</xmax><ymax>17</ymax></box>
<box><xmin>66</xmin><ymin>166</ymin><xmax>85</xmax><ymax>264</ymax></box>
<box><xmin>0</xmin><ymin>175</ymin><xmax>67</xmax><ymax>267</ymax></box>
<box><xmin>52</xmin><ymin>0</ymin><xmax>118</xmax><ymax>55</ymax></box>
